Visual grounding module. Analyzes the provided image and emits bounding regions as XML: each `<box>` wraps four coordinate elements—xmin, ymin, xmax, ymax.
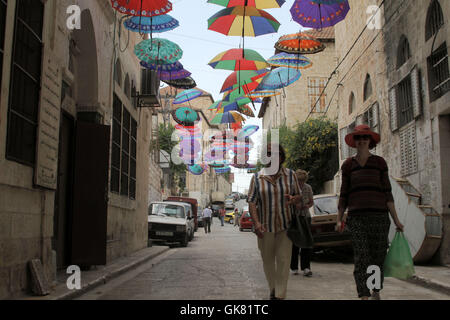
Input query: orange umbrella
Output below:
<box><xmin>275</xmin><ymin>32</ymin><xmax>325</xmax><ymax>54</ymax></box>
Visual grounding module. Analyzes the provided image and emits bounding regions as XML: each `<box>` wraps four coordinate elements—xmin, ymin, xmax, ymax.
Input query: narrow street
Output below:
<box><xmin>76</xmin><ymin>218</ymin><xmax>450</xmax><ymax>301</ymax></box>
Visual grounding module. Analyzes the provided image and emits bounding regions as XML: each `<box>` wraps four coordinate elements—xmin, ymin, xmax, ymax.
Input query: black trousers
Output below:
<box><xmin>204</xmin><ymin>217</ymin><xmax>211</xmax><ymax>233</ymax></box>
<box><xmin>290</xmin><ymin>245</ymin><xmax>312</xmax><ymax>271</ymax></box>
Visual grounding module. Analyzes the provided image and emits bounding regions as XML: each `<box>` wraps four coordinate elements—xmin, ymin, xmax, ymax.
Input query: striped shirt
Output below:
<box><xmin>338</xmin><ymin>155</ymin><xmax>395</xmax><ymax>216</ymax></box>
<box><xmin>248</xmin><ymin>167</ymin><xmax>301</xmax><ymax>233</ymax></box>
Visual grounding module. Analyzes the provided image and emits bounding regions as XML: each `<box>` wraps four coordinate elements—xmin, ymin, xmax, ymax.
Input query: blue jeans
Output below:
<box><xmin>220</xmin><ymin>216</ymin><xmax>224</xmax><ymax>226</ymax></box>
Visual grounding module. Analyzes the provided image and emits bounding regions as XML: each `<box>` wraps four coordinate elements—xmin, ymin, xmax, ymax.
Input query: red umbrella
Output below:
<box><xmin>220</xmin><ymin>69</ymin><xmax>269</xmax><ymax>93</ymax></box>
<box><xmin>110</xmin><ymin>0</ymin><xmax>172</xmax><ymax>17</ymax></box>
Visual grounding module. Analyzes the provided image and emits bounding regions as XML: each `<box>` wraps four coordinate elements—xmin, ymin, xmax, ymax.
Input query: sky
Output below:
<box><xmin>160</xmin><ymin>0</ymin><xmax>306</xmax><ymax>193</ymax></box>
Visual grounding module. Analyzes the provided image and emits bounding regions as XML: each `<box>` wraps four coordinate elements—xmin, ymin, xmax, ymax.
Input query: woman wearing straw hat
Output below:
<box><xmin>337</xmin><ymin>124</ymin><xmax>404</xmax><ymax>300</ymax></box>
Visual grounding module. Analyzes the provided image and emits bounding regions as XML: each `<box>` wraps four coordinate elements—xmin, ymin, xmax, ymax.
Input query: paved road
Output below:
<box><xmin>77</xmin><ymin>220</ymin><xmax>450</xmax><ymax>300</ymax></box>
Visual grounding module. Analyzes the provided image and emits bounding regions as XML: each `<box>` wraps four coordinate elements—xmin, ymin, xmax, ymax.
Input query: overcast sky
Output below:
<box><xmin>161</xmin><ymin>0</ymin><xmax>306</xmax><ymax>193</ymax></box>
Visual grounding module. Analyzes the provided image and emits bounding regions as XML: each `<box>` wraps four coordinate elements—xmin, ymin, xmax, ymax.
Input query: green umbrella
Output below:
<box><xmin>135</xmin><ymin>38</ymin><xmax>183</xmax><ymax>65</ymax></box>
<box><xmin>171</xmin><ymin>107</ymin><xmax>200</xmax><ymax>126</ymax></box>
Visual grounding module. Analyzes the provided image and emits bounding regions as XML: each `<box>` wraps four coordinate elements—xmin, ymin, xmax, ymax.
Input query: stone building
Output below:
<box><xmin>259</xmin><ymin>27</ymin><xmax>339</xmax><ymax>130</ymax></box>
<box><xmin>0</xmin><ymin>0</ymin><xmax>162</xmax><ymax>298</ymax></box>
<box><xmin>334</xmin><ymin>0</ymin><xmax>449</xmax><ymax>264</ymax></box>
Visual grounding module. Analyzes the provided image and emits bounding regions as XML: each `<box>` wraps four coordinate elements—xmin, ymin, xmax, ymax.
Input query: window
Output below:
<box><xmin>0</xmin><ymin>0</ymin><xmax>7</xmax><ymax>89</ymax></box>
<box><xmin>363</xmin><ymin>103</ymin><xmax>380</xmax><ymax>134</ymax></box>
<box><xmin>427</xmin><ymin>43</ymin><xmax>450</xmax><ymax>102</ymax></box>
<box><xmin>397</xmin><ymin>36</ymin><xmax>411</xmax><ymax>69</ymax></box>
<box><xmin>114</xmin><ymin>59</ymin><xmax>122</xmax><ymax>87</ymax></box>
<box><xmin>400</xmin><ymin>123</ymin><xmax>418</xmax><ymax>176</ymax></box>
<box><xmin>426</xmin><ymin>0</ymin><xmax>444</xmax><ymax>42</ymax></box>
<box><xmin>340</xmin><ymin>122</ymin><xmax>356</xmax><ymax>160</ymax></box>
<box><xmin>397</xmin><ymin>75</ymin><xmax>414</xmax><ymax>127</ymax></box>
<box><xmin>348</xmin><ymin>92</ymin><xmax>355</xmax><ymax>114</ymax></box>
<box><xmin>363</xmin><ymin>74</ymin><xmax>373</xmax><ymax>101</ymax></box>
<box><xmin>6</xmin><ymin>0</ymin><xmax>44</xmax><ymax>165</ymax></box>
<box><xmin>111</xmin><ymin>94</ymin><xmax>137</xmax><ymax>199</ymax></box>
<box><xmin>124</xmin><ymin>73</ymin><xmax>131</xmax><ymax>99</ymax></box>
<box><xmin>308</xmin><ymin>77</ymin><xmax>327</xmax><ymax>113</ymax></box>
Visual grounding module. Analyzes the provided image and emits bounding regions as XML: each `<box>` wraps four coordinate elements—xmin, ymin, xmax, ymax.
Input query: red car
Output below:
<box><xmin>239</xmin><ymin>208</ymin><xmax>254</xmax><ymax>232</ymax></box>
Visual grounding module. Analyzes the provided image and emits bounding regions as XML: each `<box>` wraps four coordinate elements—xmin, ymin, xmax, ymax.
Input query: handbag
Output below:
<box><xmin>287</xmin><ymin>211</ymin><xmax>314</xmax><ymax>248</ymax></box>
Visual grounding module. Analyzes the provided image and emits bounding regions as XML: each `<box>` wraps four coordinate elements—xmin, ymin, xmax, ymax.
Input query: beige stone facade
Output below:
<box><xmin>260</xmin><ymin>27</ymin><xmax>339</xmax><ymax>130</ymax></box>
<box><xmin>0</xmin><ymin>0</ymin><xmax>162</xmax><ymax>298</ymax></box>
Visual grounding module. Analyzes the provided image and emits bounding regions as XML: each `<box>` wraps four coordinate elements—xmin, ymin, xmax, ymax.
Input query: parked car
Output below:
<box><xmin>309</xmin><ymin>194</ymin><xmax>351</xmax><ymax>249</ymax></box>
<box><xmin>165</xmin><ymin>197</ymin><xmax>198</xmax><ymax>231</ymax></box>
<box><xmin>224</xmin><ymin>210</ymin><xmax>235</xmax><ymax>224</ymax></box>
<box><xmin>148</xmin><ymin>202</ymin><xmax>195</xmax><ymax>247</ymax></box>
<box><xmin>239</xmin><ymin>207</ymin><xmax>254</xmax><ymax>232</ymax></box>
<box><xmin>225</xmin><ymin>198</ymin><xmax>234</xmax><ymax>209</ymax></box>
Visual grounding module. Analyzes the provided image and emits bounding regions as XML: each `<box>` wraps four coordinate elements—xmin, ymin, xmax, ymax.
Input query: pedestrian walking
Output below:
<box><xmin>248</xmin><ymin>143</ymin><xmax>302</xmax><ymax>300</ymax></box>
<box><xmin>234</xmin><ymin>208</ymin><xmax>240</xmax><ymax>227</ymax></box>
<box><xmin>290</xmin><ymin>169</ymin><xmax>314</xmax><ymax>277</ymax></box>
<box><xmin>202</xmin><ymin>206</ymin><xmax>213</xmax><ymax>234</ymax></box>
<box><xmin>338</xmin><ymin>124</ymin><xmax>404</xmax><ymax>300</ymax></box>
<box><xmin>219</xmin><ymin>207</ymin><xmax>225</xmax><ymax>226</ymax></box>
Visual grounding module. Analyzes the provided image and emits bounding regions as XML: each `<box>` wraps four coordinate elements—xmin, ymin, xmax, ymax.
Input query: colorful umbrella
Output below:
<box><xmin>217</xmin><ymin>102</ymin><xmax>240</xmax><ymax>113</ymax></box>
<box><xmin>215</xmin><ymin>166</ymin><xmax>231</xmax><ymax>174</ymax></box>
<box><xmin>208</xmin><ymin>101</ymin><xmax>223</xmax><ymax>110</ymax></box>
<box><xmin>135</xmin><ymin>38</ymin><xmax>183</xmax><ymax>65</ymax></box>
<box><xmin>207</xmin><ymin>0</ymin><xmax>285</xmax><ymax>9</ymax></box>
<box><xmin>268</xmin><ymin>52</ymin><xmax>313</xmax><ymax>69</ymax></box>
<box><xmin>172</xmin><ymin>107</ymin><xmax>200</xmax><ymax>126</ymax></box>
<box><xmin>275</xmin><ymin>33</ymin><xmax>325</xmax><ymax>54</ymax></box>
<box><xmin>311</xmin><ymin>0</ymin><xmax>347</xmax><ymax>4</ymax></box>
<box><xmin>188</xmin><ymin>164</ymin><xmax>208</xmax><ymax>175</ymax></box>
<box><xmin>238</xmin><ymin>125</ymin><xmax>259</xmax><ymax>139</ymax></box>
<box><xmin>209</xmin><ymin>49</ymin><xmax>269</xmax><ymax>71</ymax></box>
<box><xmin>256</xmin><ymin>67</ymin><xmax>302</xmax><ymax>90</ymax></box>
<box><xmin>175</xmin><ymin>124</ymin><xmax>201</xmax><ymax>133</ymax></box>
<box><xmin>173</xmin><ymin>89</ymin><xmax>203</xmax><ymax>105</ymax></box>
<box><xmin>222</xmin><ymin>94</ymin><xmax>253</xmax><ymax>107</ymax></box>
<box><xmin>163</xmin><ymin>77</ymin><xmax>197</xmax><ymax>89</ymax></box>
<box><xmin>221</xmin><ymin>69</ymin><xmax>269</xmax><ymax>93</ymax></box>
<box><xmin>140</xmin><ymin>61</ymin><xmax>184</xmax><ymax>72</ymax></box>
<box><xmin>208</xmin><ymin>6</ymin><xmax>280</xmax><ymax>37</ymax></box>
<box><xmin>211</xmin><ymin>111</ymin><xmax>245</xmax><ymax>124</ymax></box>
<box><xmin>111</xmin><ymin>0</ymin><xmax>172</xmax><ymax>17</ymax></box>
<box><xmin>141</xmin><ymin>61</ymin><xmax>191</xmax><ymax>81</ymax></box>
<box><xmin>246</xmin><ymin>90</ymin><xmax>280</xmax><ymax>98</ymax></box>
<box><xmin>124</xmin><ymin>15</ymin><xmax>179</xmax><ymax>33</ymax></box>
<box><xmin>290</xmin><ymin>0</ymin><xmax>350</xmax><ymax>29</ymax></box>
<box><xmin>238</xmin><ymin>105</ymin><xmax>255</xmax><ymax>117</ymax></box>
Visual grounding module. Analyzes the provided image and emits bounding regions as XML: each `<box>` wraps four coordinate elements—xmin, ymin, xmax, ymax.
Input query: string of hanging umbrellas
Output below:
<box><xmin>204</xmin><ymin>0</ymin><xmax>350</xmax><ymax>172</ymax></box>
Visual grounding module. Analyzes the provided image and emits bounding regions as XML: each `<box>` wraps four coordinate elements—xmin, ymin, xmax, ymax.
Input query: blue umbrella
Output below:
<box><xmin>268</xmin><ymin>52</ymin><xmax>313</xmax><ymax>69</ymax></box>
<box><xmin>257</xmin><ymin>67</ymin><xmax>302</xmax><ymax>90</ymax></box>
<box><xmin>173</xmin><ymin>89</ymin><xmax>203</xmax><ymax>105</ymax></box>
<box><xmin>124</xmin><ymin>15</ymin><xmax>179</xmax><ymax>33</ymax></box>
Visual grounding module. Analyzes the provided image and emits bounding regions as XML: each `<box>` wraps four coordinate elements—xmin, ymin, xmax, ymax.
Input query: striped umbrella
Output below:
<box><xmin>246</xmin><ymin>90</ymin><xmax>280</xmax><ymax>99</ymax></box>
<box><xmin>221</xmin><ymin>69</ymin><xmax>269</xmax><ymax>93</ymax></box>
<box><xmin>211</xmin><ymin>111</ymin><xmax>245</xmax><ymax>124</ymax></box>
<box><xmin>207</xmin><ymin>0</ymin><xmax>285</xmax><ymax>9</ymax></box>
<box><xmin>209</xmin><ymin>49</ymin><xmax>269</xmax><ymax>71</ymax></box>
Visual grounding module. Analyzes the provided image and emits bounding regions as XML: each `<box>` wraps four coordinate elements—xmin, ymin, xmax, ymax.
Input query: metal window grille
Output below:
<box><xmin>427</xmin><ymin>43</ymin><xmax>450</xmax><ymax>102</ymax></box>
<box><xmin>6</xmin><ymin>0</ymin><xmax>44</xmax><ymax>166</ymax></box>
<box><xmin>397</xmin><ymin>75</ymin><xmax>414</xmax><ymax>128</ymax></box>
<box><xmin>397</xmin><ymin>36</ymin><xmax>411</xmax><ymax>68</ymax></box>
<box><xmin>0</xmin><ymin>0</ymin><xmax>7</xmax><ymax>89</ymax></box>
<box><xmin>426</xmin><ymin>0</ymin><xmax>444</xmax><ymax>41</ymax></box>
<box><xmin>400</xmin><ymin>123</ymin><xmax>418</xmax><ymax>176</ymax></box>
<box><xmin>363</xmin><ymin>75</ymin><xmax>373</xmax><ymax>101</ymax></box>
<box><xmin>308</xmin><ymin>77</ymin><xmax>327</xmax><ymax>113</ymax></box>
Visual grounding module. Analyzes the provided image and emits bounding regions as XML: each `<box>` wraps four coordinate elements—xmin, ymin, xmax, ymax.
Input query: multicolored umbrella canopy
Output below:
<box><xmin>208</xmin><ymin>100</ymin><xmax>223</xmax><ymax>110</ymax></box>
<box><xmin>207</xmin><ymin>0</ymin><xmax>285</xmax><ymax>9</ymax></box>
<box><xmin>211</xmin><ymin>111</ymin><xmax>245</xmax><ymax>124</ymax></box>
<box><xmin>238</xmin><ymin>125</ymin><xmax>259</xmax><ymax>139</ymax></box>
<box><xmin>215</xmin><ymin>166</ymin><xmax>231</xmax><ymax>174</ymax></box>
<box><xmin>208</xmin><ymin>6</ymin><xmax>280</xmax><ymax>37</ymax></box>
<box><xmin>124</xmin><ymin>15</ymin><xmax>179</xmax><ymax>33</ymax></box>
<box><xmin>209</xmin><ymin>49</ymin><xmax>269</xmax><ymax>71</ymax></box>
<box><xmin>310</xmin><ymin>0</ymin><xmax>347</xmax><ymax>4</ymax></box>
<box><xmin>256</xmin><ymin>67</ymin><xmax>302</xmax><ymax>90</ymax></box>
<box><xmin>163</xmin><ymin>77</ymin><xmax>197</xmax><ymax>89</ymax></box>
<box><xmin>246</xmin><ymin>90</ymin><xmax>280</xmax><ymax>98</ymax></box>
<box><xmin>221</xmin><ymin>69</ymin><xmax>269</xmax><ymax>93</ymax></box>
<box><xmin>290</xmin><ymin>0</ymin><xmax>350</xmax><ymax>29</ymax></box>
<box><xmin>135</xmin><ymin>38</ymin><xmax>183</xmax><ymax>65</ymax></box>
<box><xmin>111</xmin><ymin>0</ymin><xmax>172</xmax><ymax>17</ymax></box>
<box><xmin>268</xmin><ymin>52</ymin><xmax>312</xmax><ymax>69</ymax></box>
<box><xmin>173</xmin><ymin>89</ymin><xmax>203</xmax><ymax>105</ymax></box>
<box><xmin>141</xmin><ymin>61</ymin><xmax>191</xmax><ymax>81</ymax></box>
<box><xmin>171</xmin><ymin>107</ymin><xmax>200</xmax><ymax>126</ymax></box>
<box><xmin>140</xmin><ymin>60</ymin><xmax>184</xmax><ymax>72</ymax></box>
<box><xmin>275</xmin><ymin>33</ymin><xmax>325</xmax><ymax>54</ymax></box>
<box><xmin>238</xmin><ymin>105</ymin><xmax>255</xmax><ymax>117</ymax></box>
<box><xmin>188</xmin><ymin>164</ymin><xmax>208</xmax><ymax>175</ymax></box>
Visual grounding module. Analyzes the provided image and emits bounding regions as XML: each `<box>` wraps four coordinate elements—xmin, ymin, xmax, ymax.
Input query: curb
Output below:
<box><xmin>56</xmin><ymin>246</ymin><xmax>170</xmax><ymax>300</ymax></box>
<box><xmin>406</xmin><ymin>275</ymin><xmax>450</xmax><ymax>296</ymax></box>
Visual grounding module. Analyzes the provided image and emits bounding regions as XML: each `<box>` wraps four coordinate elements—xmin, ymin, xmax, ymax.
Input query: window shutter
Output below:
<box><xmin>389</xmin><ymin>87</ymin><xmax>398</xmax><ymax>132</ymax></box>
<box><xmin>411</xmin><ymin>66</ymin><xmax>422</xmax><ymax>118</ymax></box>
<box><xmin>356</xmin><ymin>115</ymin><xmax>364</xmax><ymax>125</ymax></box>
<box><xmin>372</xmin><ymin>102</ymin><xmax>380</xmax><ymax>132</ymax></box>
<box><xmin>400</xmin><ymin>123</ymin><xmax>418</xmax><ymax>176</ymax></box>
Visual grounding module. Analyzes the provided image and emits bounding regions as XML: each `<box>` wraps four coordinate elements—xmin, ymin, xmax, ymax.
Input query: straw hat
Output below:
<box><xmin>345</xmin><ymin>124</ymin><xmax>380</xmax><ymax>149</ymax></box>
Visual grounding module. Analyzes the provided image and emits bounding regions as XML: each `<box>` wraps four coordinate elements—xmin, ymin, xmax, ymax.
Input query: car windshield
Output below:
<box><xmin>314</xmin><ymin>197</ymin><xmax>338</xmax><ymax>216</ymax></box>
<box><xmin>150</xmin><ymin>204</ymin><xmax>185</xmax><ymax>218</ymax></box>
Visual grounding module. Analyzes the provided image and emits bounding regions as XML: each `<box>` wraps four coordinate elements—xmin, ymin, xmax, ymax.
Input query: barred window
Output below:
<box><xmin>427</xmin><ymin>43</ymin><xmax>450</xmax><ymax>102</ymax></box>
<box><xmin>6</xmin><ymin>0</ymin><xmax>44</xmax><ymax>166</ymax></box>
<box><xmin>397</xmin><ymin>75</ymin><xmax>414</xmax><ymax>128</ymax></box>
<box><xmin>0</xmin><ymin>0</ymin><xmax>7</xmax><ymax>89</ymax></box>
<box><xmin>111</xmin><ymin>94</ymin><xmax>137</xmax><ymax>199</ymax></box>
<box><xmin>426</xmin><ymin>0</ymin><xmax>444</xmax><ymax>42</ymax></box>
<box><xmin>308</xmin><ymin>77</ymin><xmax>327</xmax><ymax>113</ymax></box>
<box><xmin>397</xmin><ymin>36</ymin><xmax>411</xmax><ymax>69</ymax></box>
<box><xmin>363</xmin><ymin>74</ymin><xmax>373</xmax><ymax>101</ymax></box>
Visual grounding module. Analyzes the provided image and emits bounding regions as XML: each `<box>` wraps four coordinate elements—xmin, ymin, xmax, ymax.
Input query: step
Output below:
<box><xmin>419</xmin><ymin>205</ymin><xmax>438</xmax><ymax>215</ymax></box>
<box><xmin>406</xmin><ymin>192</ymin><xmax>422</xmax><ymax>205</ymax></box>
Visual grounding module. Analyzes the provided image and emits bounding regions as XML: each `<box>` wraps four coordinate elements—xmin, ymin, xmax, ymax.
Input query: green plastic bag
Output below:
<box><xmin>384</xmin><ymin>232</ymin><xmax>415</xmax><ymax>280</ymax></box>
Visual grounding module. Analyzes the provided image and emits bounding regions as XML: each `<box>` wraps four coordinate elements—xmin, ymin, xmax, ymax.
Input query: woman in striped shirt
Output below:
<box><xmin>337</xmin><ymin>125</ymin><xmax>404</xmax><ymax>300</ymax></box>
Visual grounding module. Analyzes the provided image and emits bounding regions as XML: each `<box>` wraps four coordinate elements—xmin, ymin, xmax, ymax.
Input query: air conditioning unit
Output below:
<box><xmin>139</xmin><ymin>69</ymin><xmax>160</xmax><ymax>107</ymax></box>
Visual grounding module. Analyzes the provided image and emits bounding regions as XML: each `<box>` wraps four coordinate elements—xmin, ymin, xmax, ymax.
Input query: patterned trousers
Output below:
<box><xmin>347</xmin><ymin>213</ymin><xmax>391</xmax><ymax>298</ymax></box>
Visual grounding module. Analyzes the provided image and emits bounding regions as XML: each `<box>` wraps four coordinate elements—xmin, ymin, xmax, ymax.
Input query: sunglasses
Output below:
<box><xmin>354</xmin><ymin>135</ymin><xmax>371</xmax><ymax>141</ymax></box>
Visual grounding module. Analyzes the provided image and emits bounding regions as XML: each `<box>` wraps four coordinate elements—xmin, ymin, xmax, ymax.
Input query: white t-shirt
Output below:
<box><xmin>202</xmin><ymin>208</ymin><xmax>212</xmax><ymax>218</ymax></box>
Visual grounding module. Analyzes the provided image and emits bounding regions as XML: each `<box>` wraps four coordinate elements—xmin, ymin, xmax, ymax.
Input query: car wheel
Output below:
<box><xmin>181</xmin><ymin>233</ymin><xmax>189</xmax><ymax>247</ymax></box>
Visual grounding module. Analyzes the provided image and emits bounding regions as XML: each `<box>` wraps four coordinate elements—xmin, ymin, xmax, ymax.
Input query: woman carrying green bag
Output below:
<box><xmin>337</xmin><ymin>125</ymin><xmax>404</xmax><ymax>300</ymax></box>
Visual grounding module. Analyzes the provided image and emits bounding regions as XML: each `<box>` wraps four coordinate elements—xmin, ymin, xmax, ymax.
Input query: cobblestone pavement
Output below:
<box><xmin>76</xmin><ymin>219</ymin><xmax>450</xmax><ymax>300</ymax></box>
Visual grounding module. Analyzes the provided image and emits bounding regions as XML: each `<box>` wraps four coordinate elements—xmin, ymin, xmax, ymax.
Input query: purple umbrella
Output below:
<box><xmin>290</xmin><ymin>0</ymin><xmax>350</xmax><ymax>29</ymax></box>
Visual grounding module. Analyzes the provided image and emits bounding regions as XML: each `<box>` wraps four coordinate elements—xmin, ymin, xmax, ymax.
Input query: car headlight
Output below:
<box><xmin>176</xmin><ymin>225</ymin><xmax>186</xmax><ymax>232</ymax></box>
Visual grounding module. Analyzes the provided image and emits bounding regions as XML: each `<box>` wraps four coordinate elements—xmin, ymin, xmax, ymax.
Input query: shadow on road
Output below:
<box><xmin>312</xmin><ymin>248</ymin><xmax>354</xmax><ymax>264</ymax></box>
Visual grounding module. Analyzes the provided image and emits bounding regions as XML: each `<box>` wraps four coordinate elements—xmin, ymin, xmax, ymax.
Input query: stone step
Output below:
<box><xmin>419</xmin><ymin>205</ymin><xmax>438</xmax><ymax>215</ymax></box>
<box><xmin>406</xmin><ymin>192</ymin><xmax>422</xmax><ymax>205</ymax></box>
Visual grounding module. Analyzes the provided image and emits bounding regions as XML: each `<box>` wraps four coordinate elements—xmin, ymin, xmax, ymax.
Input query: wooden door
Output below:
<box><xmin>71</xmin><ymin>121</ymin><xmax>110</xmax><ymax>266</ymax></box>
